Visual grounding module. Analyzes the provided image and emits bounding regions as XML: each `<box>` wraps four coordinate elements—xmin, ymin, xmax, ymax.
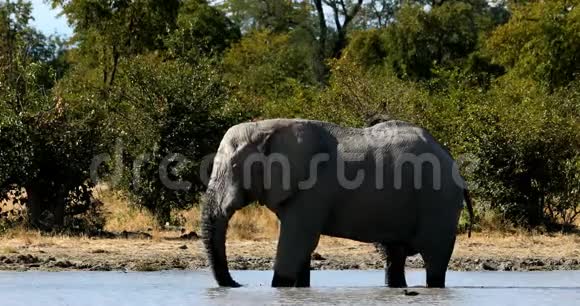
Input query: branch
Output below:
<box><xmin>343</xmin><ymin>0</ymin><xmax>364</xmax><ymax>30</ymax></box>
<box><xmin>313</xmin><ymin>0</ymin><xmax>327</xmax><ymax>51</ymax></box>
<box><xmin>323</xmin><ymin>0</ymin><xmax>342</xmax><ymax>32</ymax></box>
<box><xmin>339</xmin><ymin>0</ymin><xmax>347</xmax><ymax>15</ymax></box>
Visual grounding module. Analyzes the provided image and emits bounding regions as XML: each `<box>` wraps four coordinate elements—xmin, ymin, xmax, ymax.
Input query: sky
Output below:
<box><xmin>30</xmin><ymin>0</ymin><xmax>73</xmax><ymax>37</ymax></box>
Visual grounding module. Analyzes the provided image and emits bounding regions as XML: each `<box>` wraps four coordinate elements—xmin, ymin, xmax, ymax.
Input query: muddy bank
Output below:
<box><xmin>0</xmin><ymin>252</ymin><xmax>578</xmax><ymax>272</ymax></box>
<box><xmin>0</xmin><ymin>234</ymin><xmax>578</xmax><ymax>272</ymax></box>
<box><xmin>225</xmin><ymin>255</ymin><xmax>580</xmax><ymax>272</ymax></box>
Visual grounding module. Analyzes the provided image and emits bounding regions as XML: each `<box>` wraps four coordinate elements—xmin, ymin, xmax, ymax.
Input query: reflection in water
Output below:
<box><xmin>1</xmin><ymin>270</ymin><xmax>579</xmax><ymax>306</ymax></box>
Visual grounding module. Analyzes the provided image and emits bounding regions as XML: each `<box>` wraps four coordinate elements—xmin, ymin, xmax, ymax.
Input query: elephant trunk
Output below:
<box><xmin>201</xmin><ymin>188</ymin><xmax>241</xmax><ymax>287</ymax></box>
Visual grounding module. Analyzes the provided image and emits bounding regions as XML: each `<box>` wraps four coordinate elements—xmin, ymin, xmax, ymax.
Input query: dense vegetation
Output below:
<box><xmin>0</xmin><ymin>0</ymin><xmax>578</xmax><ymax>232</ymax></box>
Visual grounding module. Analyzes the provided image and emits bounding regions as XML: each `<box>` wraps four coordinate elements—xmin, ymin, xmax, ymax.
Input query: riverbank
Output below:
<box><xmin>0</xmin><ymin>231</ymin><xmax>578</xmax><ymax>272</ymax></box>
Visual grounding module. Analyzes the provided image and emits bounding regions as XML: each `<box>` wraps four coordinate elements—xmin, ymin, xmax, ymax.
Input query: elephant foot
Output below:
<box><xmin>426</xmin><ymin>273</ymin><xmax>446</xmax><ymax>288</ymax></box>
<box><xmin>218</xmin><ymin>278</ymin><xmax>242</xmax><ymax>288</ymax></box>
<box><xmin>385</xmin><ymin>244</ymin><xmax>408</xmax><ymax>288</ymax></box>
<box><xmin>271</xmin><ymin>272</ymin><xmax>296</xmax><ymax>287</ymax></box>
<box><xmin>295</xmin><ymin>261</ymin><xmax>311</xmax><ymax>287</ymax></box>
<box><xmin>387</xmin><ymin>278</ymin><xmax>408</xmax><ymax>288</ymax></box>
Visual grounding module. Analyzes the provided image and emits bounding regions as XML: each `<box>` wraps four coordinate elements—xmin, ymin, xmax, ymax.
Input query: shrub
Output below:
<box><xmin>462</xmin><ymin>80</ymin><xmax>580</xmax><ymax>228</ymax></box>
<box><xmin>1</xmin><ymin>1</ymin><xmax>106</xmax><ymax>230</ymax></box>
<box><xmin>98</xmin><ymin>55</ymin><xmax>241</xmax><ymax>223</ymax></box>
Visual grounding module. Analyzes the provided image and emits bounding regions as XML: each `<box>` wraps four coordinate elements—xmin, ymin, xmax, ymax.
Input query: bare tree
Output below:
<box><xmin>312</xmin><ymin>0</ymin><xmax>364</xmax><ymax>58</ymax></box>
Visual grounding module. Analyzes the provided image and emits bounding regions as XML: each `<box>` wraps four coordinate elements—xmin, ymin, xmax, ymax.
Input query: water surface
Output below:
<box><xmin>1</xmin><ymin>270</ymin><xmax>579</xmax><ymax>305</ymax></box>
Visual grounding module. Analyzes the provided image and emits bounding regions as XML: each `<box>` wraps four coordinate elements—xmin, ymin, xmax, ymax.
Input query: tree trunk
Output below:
<box><xmin>525</xmin><ymin>193</ymin><xmax>543</xmax><ymax>228</ymax></box>
<box><xmin>154</xmin><ymin>205</ymin><xmax>171</xmax><ymax>226</ymax></box>
<box><xmin>25</xmin><ymin>184</ymin><xmax>67</xmax><ymax>230</ymax></box>
<box><xmin>313</xmin><ymin>0</ymin><xmax>329</xmax><ymax>83</ymax></box>
<box><xmin>25</xmin><ymin>185</ymin><xmax>42</xmax><ymax>228</ymax></box>
<box><xmin>109</xmin><ymin>48</ymin><xmax>120</xmax><ymax>87</ymax></box>
<box><xmin>53</xmin><ymin>191</ymin><xmax>66</xmax><ymax>228</ymax></box>
<box><xmin>333</xmin><ymin>30</ymin><xmax>348</xmax><ymax>59</ymax></box>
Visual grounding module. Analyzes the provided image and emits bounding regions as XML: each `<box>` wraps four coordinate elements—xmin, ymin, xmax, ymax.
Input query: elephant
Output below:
<box><xmin>201</xmin><ymin>118</ymin><xmax>473</xmax><ymax>288</ymax></box>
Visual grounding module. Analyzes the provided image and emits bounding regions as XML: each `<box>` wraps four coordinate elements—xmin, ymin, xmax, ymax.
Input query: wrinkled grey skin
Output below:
<box><xmin>202</xmin><ymin>119</ymin><xmax>471</xmax><ymax>288</ymax></box>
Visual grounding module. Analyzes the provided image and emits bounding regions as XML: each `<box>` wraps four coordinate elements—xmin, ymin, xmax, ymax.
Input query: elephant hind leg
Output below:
<box><xmin>420</xmin><ymin>237</ymin><xmax>456</xmax><ymax>288</ymax></box>
<box><xmin>381</xmin><ymin>243</ymin><xmax>408</xmax><ymax>288</ymax></box>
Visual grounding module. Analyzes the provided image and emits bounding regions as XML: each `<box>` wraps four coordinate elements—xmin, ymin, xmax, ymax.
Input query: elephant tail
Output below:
<box><xmin>463</xmin><ymin>189</ymin><xmax>474</xmax><ymax>238</ymax></box>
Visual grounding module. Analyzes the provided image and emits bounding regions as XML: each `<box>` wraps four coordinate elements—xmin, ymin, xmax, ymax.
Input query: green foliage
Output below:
<box><xmin>54</xmin><ymin>0</ymin><xmax>180</xmax><ymax>85</ymax></box>
<box><xmin>223</xmin><ymin>30</ymin><xmax>318</xmax><ymax>115</ymax></box>
<box><xmin>464</xmin><ymin>80</ymin><xmax>580</xmax><ymax>228</ymax></box>
<box><xmin>341</xmin><ymin>29</ymin><xmax>387</xmax><ymax>68</ymax></box>
<box><xmin>164</xmin><ymin>0</ymin><xmax>240</xmax><ymax>60</ymax></box>
<box><xmin>485</xmin><ymin>0</ymin><xmax>580</xmax><ymax>90</ymax></box>
<box><xmin>318</xmin><ymin>59</ymin><xmax>426</xmax><ymax>126</ymax></box>
<box><xmin>0</xmin><ymin>0</ymin><xmax>121</xmax><ymax>231</ymax></box>
<box><xmin>221</xmin><ymin>0</ymin><xmax>313</xmax><ymax>33</ymax></box>
<box><xmin>104</xmin><ymin>55</ymin><xmax>239</xmax><ymax>223</ymax></box>
<box><xmin>54</xmin><ymin>0</ymin><xmax>180</xmax><ymax>53</ymax></box>
<box><xmin>383</xmin><ymin>1</ymin><xmax>494</xmax><ymax>80</ymax></box>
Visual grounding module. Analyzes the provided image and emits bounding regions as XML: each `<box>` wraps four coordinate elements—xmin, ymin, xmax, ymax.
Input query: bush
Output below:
<box><xmin>98</xmin><ymin>55</ymin><xmax>241</xmax><ymax>223</ymax></box>
<box><xmin>458</xmin><ymin>80</ymin><xmax>579</xmax><ymax>228</ymax></box>
<box><xmin>317</xmin><ymin>59</ymin><xmax>429</xmax><ymax>126</ymax></box>
<box><xmin>341</xmin><ymin>29</ymin><xmax>387</xmax><ymax>69</ymax></box>
<box><xmin>485</xmin><ymin>0</ymin><xmax>580</xmax><ymax>90</ymax></box>
<box><xmin>223</xmin><ymin>30</ymin><xmax>318</xmax><ymax>116</ymax></box>
<box><xmin>382</xmin><ymin>2</ymin><xmax>493</xmax><ymax>80</ymax></box>
<box><xmin>1</xmin><ymin>1</ymin><xmax>106</xmax><ymax>230</ymax></box>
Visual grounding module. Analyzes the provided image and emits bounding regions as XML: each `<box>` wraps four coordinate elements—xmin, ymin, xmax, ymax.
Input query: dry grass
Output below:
<box><xmin>94</xmin><ymin>189</ymin><xmax>158</xmax><ymax>233</ymax></box>
<box><xmin>2</xmin><ymin>226</ymin><xmax>42</xmax><ymax>244</ymax></box>
<box><xmin>93</xmin><ymin>186</ymin><xmax>280</xmax><ymax>240</ymax></box>
<box><xmin>228</xmin><ymin>205</ymin><xmax>279</xmax><ymax>240</ymax></box>
<box><xmin>173</xmin><ymin>206</ymin><xmax>202</xmax><ymax>232</ymax></box>
<box><xmin>454</xmin><ymin>230</ymin><xmax>580</xmax><ymax>259</ymax></box>
<box><xmin>166</xmin><ymin>204</ymin><xmax>279</xmax><ymax>240</ymax></box>
<box><xmin>0</xmin><ymin>246</ymin><xmax>18</xmax><ymax>254</ymax></box>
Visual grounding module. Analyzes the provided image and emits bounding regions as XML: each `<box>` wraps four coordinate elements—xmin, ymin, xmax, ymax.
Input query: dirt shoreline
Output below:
<box><xmin>0</xmin><ymin>233</ymin><xmax>579</xmax><ymax>272</ymax></box>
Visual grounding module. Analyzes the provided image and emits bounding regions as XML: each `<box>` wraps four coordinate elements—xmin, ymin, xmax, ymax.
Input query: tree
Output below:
<box><xmin>341</xmin><ymin>29</ymin><xmax>387</xmax><ymax>68</ymax></box>
<box><xmin>164</xmin><ymin>0</ymin><xmax>241</xmax><ymax>61</ymax></box>
<box><xmin>1</xmin><ymin>0</ymin><xmax>106</xmax><ymax>229</ymax></box>
<box><xmin>485</xmin><ymin>0</ymin><xmax>580</xmax><ymax>90</ymax></box>
<box><xmin>52</xmin><ymin>0</ymin><xmax>180</xmax><ymax>86</ymax></box>
<box><xmin>221</xmin><ymin>0</ymin><xmax>313</xmax><ymax>33</ymax></box>
<box><xmin>313</xmin><ymin>0</ymin><xmax>364</xmax><ymax>59</ymax></box>
<box><xmin>100</xmin><ymin>55</ymin><xmax>240</xmax><ymax>223</ymax></box>
<box><xmin>355</xmin><ymin>0</ymin><xmax>404</xmax><ymax>28</ymax></box>
<box><xmin>223</xmin><ymin>30</ymin><xmax>318</xmax><ymax>116</ymax></box>
<box><xmin>466</xmin><ymin>80</ymin><xmax>580</xmax><ymax>228</ymax></box>
<box><xmin>382</xmin><ymin>1</ymin><xmax>495</xmax><ymax>80</ymax></box>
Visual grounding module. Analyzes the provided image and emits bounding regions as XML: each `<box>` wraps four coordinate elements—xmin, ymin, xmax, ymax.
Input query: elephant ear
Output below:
<box><xmin>254</xmin><ymin>123</ymin><xmax>323</xmax><ymax>211</ymax></box>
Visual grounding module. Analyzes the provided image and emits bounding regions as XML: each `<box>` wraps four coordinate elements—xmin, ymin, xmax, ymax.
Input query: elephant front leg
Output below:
<box><xmin>271</xmin><ymin>255</ymin><xmax>311</xmax><ymax>287</ymax></box>
<box><xmin>271</xmin><ymin>210</ymin><xmax>321</xmax><ymax>288</ymax></box>
<box><xmin>295</xmin><ymin>260</ymin><xmax>311</xmax><ymax>287</ymax></box>
<box><xmin>383</xmin><ymin>244</ymin><xmax>408</xmax><ymax>288</ymax></box>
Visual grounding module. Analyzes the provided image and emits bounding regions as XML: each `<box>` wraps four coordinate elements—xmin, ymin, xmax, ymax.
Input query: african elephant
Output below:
<box><xmin>202</xmin><ymin>119</ymin><xmax>473</xmax><ymax>288</ymax></box>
